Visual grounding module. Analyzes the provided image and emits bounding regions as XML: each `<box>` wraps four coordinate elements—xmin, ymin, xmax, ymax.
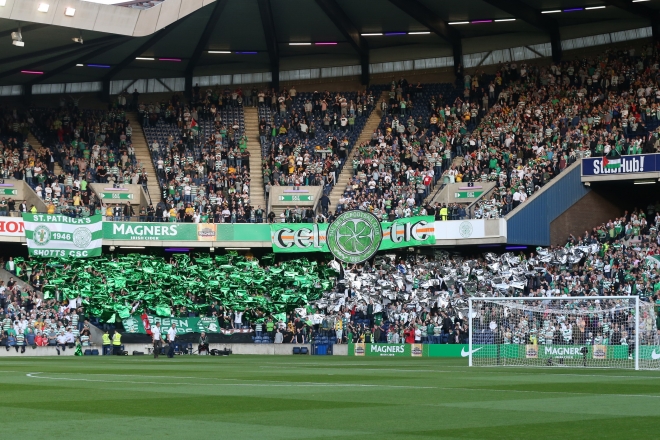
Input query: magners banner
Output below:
<box><xmin>271</xmin><ymin>212</ymin><xmax>435</xmax><ymax>263</ymax></box>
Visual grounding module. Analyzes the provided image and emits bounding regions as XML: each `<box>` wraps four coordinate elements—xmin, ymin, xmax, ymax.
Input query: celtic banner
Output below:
<box><xmin>271</xmin><ymin>214</ymin><xmax>435</xmax><ymax>263</ymax></box>
<box><xmin>22</xmin><ymin>214</ymin><xmax>103</xmax><ymax>258</ymax></box>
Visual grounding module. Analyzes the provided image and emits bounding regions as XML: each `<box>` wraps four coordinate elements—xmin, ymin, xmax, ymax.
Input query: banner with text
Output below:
<box><xmin>122</xmin><ymin>314</ymin><xmax>225</xmax><ymax>335</ymax></box>
<box><xmin>23</xmin><ymin>214</ymin><xmax>102</xmax><ymax>258</ymax></box>
<box><xmin>0</xmin><ymin>218</ymin><xmax>25</xmax><ymax>237</ymax></box>
<box><xmin>582</xmin><ymin>154</ymin><xmax>660</xmax><ymax>176</ymax></box>
<box><xmin>271</xmin><ymin>215</ymin><xmax>435</xmax><ymax>254</ymax></box>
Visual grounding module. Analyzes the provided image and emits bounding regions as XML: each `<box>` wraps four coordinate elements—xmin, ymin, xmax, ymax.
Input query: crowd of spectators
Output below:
<box><xmin>258</xmin><ymin>86</ymin><xmax>382</xmax><ymax>198</ymax></box>
<box><xmin>0</xmin><ymin>261</ymin><xmax>92</xmax><ymax>354</ymax></box>
<box><xmin>335</xmin><ymin>44</ymin><xmax>660</xmax><ymax>221</ymax></box>
<box><xmin>137</xmin><ymin>88</ymin><xmax>262</xmax><ymax>223</ymax></box>
<box><xmin>0</xmin><ymin>100</ymin><xmax>154</xmax><ymax>219</ymax></box>
<box><xmin>3</xmin><ymin>199</ymin><xmax>659</xmax><ymax>349</ymax></box>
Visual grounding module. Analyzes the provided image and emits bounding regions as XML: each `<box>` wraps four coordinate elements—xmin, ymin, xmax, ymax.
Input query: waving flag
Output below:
<box><xmin>603</xmin><ymin>156</ymin><xmax>621</xmax><ymax>169</ymax></box>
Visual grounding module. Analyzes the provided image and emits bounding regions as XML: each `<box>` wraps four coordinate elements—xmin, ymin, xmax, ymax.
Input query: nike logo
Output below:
<box><xmin>652</xmin><ymin>350</ymin><xmax>660</xmax><ymax>360</ymax></box>
<box><xmin>461</xmin><ymin>347</ymin><xmax>483</xmax><ymax>357</ymax></box>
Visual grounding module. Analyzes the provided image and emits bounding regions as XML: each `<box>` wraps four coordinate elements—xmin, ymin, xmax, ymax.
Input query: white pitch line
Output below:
<box><xmin>24</xmin><ymin>373</ymin><xmax>435</xmax><ymax>389</ymax></box>
<box><xmin>24</xmin><ymin>372</ymin><xmax>660</xmax><ymax>398</ymax></box>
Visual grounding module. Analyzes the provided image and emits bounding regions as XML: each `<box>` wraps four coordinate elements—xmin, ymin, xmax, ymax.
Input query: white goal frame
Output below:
<box><xmin>468</xmin><ymin>296</ymin><xmax>640</xmax><ymax>370</ymax></box>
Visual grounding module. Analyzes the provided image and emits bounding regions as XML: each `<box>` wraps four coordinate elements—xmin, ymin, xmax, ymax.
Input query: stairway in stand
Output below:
<box><xmin>327</xmin><ymin>94</ymin><xmax>387</xmax><ymax>213</ymax></box>
<box><xmin>28</xmin><ymin>133</ymin><xmax>62</xmax><ymax>176</ymax></box>
<box><xmin>243</xmin><ymin>107</ymin><xmax>266</xmax><ymax>211</ymax></box>
<box><xmin>126</xmin><ymin>112</ymin><xmax>161</xmax><ymax>205</ymax></box>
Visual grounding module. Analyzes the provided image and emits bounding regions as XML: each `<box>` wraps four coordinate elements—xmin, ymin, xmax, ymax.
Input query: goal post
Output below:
<box><xmin>468</xmin><ymin>296</ymin><xmax>658</xmax><ymax>370</ymax></box>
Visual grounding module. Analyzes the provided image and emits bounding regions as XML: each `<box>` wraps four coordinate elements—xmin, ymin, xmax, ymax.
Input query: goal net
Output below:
<box><xmin>468</xmin><ymin>296</ymin><xmax>659</xmax><ymax>370</ymax></box>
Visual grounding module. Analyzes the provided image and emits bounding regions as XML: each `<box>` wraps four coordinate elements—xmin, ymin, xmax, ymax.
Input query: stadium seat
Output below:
<box><xmin>293</xmin><ymin>347</ymin><xmax>301</xmax><ymax>354</ymax></box>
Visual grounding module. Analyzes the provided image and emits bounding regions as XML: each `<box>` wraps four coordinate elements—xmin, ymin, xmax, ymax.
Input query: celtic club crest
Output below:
<box><xmin>326</xmin><ymin>210</ymin><xmax>382</xmax><ymax>264</ymax></box>
<box><xmin>459</xmin><ymin>221</ymin><xmax>473</xmax><ymax>238</ymax></box>
<box><xmin>33</xmin><ymin>225</ymin><xmax>51</xmax><ymax>246</ymax></box>
<box><xmin>73</xmin><ymin>227</ymin><xmax>93</xmax><ymax>249</ymax></box>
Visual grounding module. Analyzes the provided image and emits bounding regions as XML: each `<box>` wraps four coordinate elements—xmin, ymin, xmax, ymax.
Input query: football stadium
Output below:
<box><xmin>1</xmin><ymin>0</ymin><xmax>660</xmax><ymax>438</ymax></box>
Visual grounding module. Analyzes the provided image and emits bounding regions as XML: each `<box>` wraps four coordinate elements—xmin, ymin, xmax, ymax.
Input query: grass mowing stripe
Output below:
<box><xmin>0</xmin><ymin>356</ymin><xmax>657</xmax><ymax>439</ymax></box>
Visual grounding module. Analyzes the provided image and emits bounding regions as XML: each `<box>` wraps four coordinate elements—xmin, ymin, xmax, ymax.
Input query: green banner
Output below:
<box><xmin>454</xmin><ymin>191</ymin><xmax>483</xmax><ymax>199</ymax></box>
<box><xmin>278</xmin><ymin>195</ymin><xmax>314</xmax><ymax>202</ymax></box>
<box><xmin>23</xmin><ymin>214</ymin><xmax>103</xmax><ymax>258</ymax></box>
<box><xmin>271</xmin><ymin>215</ymin><xmax>435</xmax><ymax>260</ymax></box>
<box><xmin>122</xmin><ymin>314</ymin><xmax>221</xmax><ymax>335</ymax></box>
<box><xmin>0</xmin><ymin>189</ymin><xmax>18</xmax><ymax>196</ymax></box>
<box><xmin>103</xmin><ymin>222</ymin><xmax>273</xmax><ymax>242</ymax></box>
<box><xmin>99</xmin><ymin>192</ymin><xmax>134</xmax><ymax>200</ymax></box>
<box><xmin>349</xmin><ymin>343</ymin><xmax>413</xmax><ymax>357</ymax></box>
<box><xmin>103</xmin><ymin>222</ymin><xmax>199</xmax><ymax>241</ymax></box>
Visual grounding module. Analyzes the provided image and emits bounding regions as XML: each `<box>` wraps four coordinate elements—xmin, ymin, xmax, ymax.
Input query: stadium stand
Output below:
<box><xmin>3</xmin><ymin>201</ymin><xmax>660</xmax><ymax>349</ymax></box>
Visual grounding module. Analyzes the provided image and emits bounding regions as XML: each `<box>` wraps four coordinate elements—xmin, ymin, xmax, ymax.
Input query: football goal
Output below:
<box><xmin>468</xmin><ymin>296</ymin><xmax>659</xmax><ymax>370</ymax></box>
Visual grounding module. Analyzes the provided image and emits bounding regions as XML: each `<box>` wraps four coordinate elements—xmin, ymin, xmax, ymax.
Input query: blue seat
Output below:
<box><xmin>293</xmin><ymin>347</ymin><xmax>301</xmax><ymax>354</ymax></box>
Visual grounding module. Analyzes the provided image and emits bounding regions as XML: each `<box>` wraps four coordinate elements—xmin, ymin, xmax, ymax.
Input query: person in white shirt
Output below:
<box><xmin>151</xmin><ymin>322</ymin><xmax>162</xmax><ymax>358</ymax></box>
<box><xmin>56</xmin><ymin>332</ymin><xmax>67</xmax><ymax>355</ymax></box>
<box><xmin>166</xmin><ymin>323</ymin><xmax>177</xmax><ymax>358</ymax></box>
<box><xmin>65</xmin><ymin>329</ymin><xmax>75</xmax><ymax>344</ymax></box>
<box><xmin>234</xmin><ymin>310</ymin><xmax>243</xmax><ymax>329</ymax></box>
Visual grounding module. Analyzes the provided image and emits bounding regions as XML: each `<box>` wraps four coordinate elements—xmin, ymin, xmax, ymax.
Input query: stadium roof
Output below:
<box><xmin>0</xmin><ymin>0</ymin><xmax>657</xmax><ymax>93</ymax></box>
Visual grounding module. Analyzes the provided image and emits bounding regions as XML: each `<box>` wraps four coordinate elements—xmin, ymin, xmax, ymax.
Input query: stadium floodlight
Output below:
<box><xmin>0</xmin><ymin>0</ymin><xmax>7</xmax><ymax>6</ymax></box>
<box><xmin>65</xmin><ymin>7</ymin><xmax>76</xmax><ymax>16</ymax></box>
<box><xmin>11</xmin><ymin>27</ymin><xmax>23</xmax><ymax>47</ymax></box>
<box><xmin>38</xmin><ymin>3</ymin><xmax>50</xmax><ymax>13</ymax></box>
<box><xmin>467</xmin><ymin>296</ymin><xmax>656</xmax><ymax>370</ymax></box>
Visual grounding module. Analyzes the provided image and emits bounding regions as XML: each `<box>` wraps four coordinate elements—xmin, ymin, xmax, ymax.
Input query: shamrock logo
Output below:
<box><xmin>326</xmin><ymin>211</ymin><xmax>382</xmax><ymax>264</ymax></box>
<box><xmin>336</xmin><ymin>219</ymin><xmax>375</xmax><ymax>255</ymax></box>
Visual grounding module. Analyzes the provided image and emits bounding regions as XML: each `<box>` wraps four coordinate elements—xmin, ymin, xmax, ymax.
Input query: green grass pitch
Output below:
<box><xmin>1</xmin><ymin>355</ymin><xmax>658</xmax><ymax>439</ymax></box>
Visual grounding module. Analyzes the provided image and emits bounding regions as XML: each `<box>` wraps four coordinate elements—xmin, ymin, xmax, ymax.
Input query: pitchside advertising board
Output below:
<box><xmin>349</xmin><ymin>343</ymin><xmax>660</xmax><ymax>359</ymax></box>
<box><xmin>581</xmin><ymin>153</ymin><xmax>660</xmax><ymax>176</ymax></box>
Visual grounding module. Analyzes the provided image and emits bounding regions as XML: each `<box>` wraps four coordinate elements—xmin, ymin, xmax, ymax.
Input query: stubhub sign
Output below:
<box><xmin>582</xmin><ymin>153</ymin><xmax>660</xmax><ymax>176</ymax></box>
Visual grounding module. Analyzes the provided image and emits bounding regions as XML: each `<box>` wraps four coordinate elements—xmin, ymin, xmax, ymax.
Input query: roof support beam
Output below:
<box><xmin>185</xmin><ymin>0</ymin><xmax>230</xmax><ymax>98</ymax></box>
<box><xmin>0</xmin><ymin>35</ymin><xmax>121</xmax><ymax>66</ymax></box>
<box><xmin>0</xmin><ymin>24</ymin><xmax>48</xmax><ymax>40</ymax></box>
<box><xmin>387</xmin><ymin>0</ymin><xmax>462</xmax><ymax>76</ymax></box>
<box><xmin>600</xmin><ymin>1</ymin><xmax>660</xmax><ymax>42</ymax></box>
<box><xmin>480</xmin><ymin>0</ymin><xmax>562</xmax><ymax>63</ymax></box>
<box><xmin>315</xmin><ymin>0</ymin><xmax>369</xmax><ymax>85</ymax></box>
<box><xmin>0</xmin><ymin>36</ymin><xmax>123</xmax><ymax>81</ymax></box>
<box><xmin>27</xmin><ymin>38</ymin><xmax>131</xmax><ymax>87</ymax></box>
<box><xmin>258</xmin><ymin>0</ymin><xmax>280</xmax><ymax>91</ymax></box>
<box><xmin>104</xmin><ymin>20</ymin><xmax>188</xmax><ymax>82</ymax></box>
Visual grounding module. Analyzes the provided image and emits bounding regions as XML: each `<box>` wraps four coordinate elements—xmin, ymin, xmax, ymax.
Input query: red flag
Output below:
<box><xmin>141</xmin><ymin>312</ymin><xmax>152</xmax><ymax>335</ymax></box>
